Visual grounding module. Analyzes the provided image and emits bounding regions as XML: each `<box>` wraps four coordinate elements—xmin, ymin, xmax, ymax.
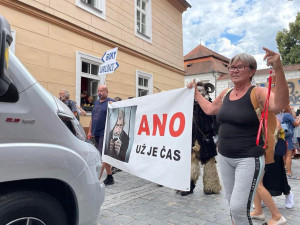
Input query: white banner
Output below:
<box><xmin>102</xmin><ymin>87</ymin><xmax>194</xmax><ymax>191</ymax></box>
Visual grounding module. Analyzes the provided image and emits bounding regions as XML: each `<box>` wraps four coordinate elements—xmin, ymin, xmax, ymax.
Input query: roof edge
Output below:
<box><xmin>184</xmin><ymin>44</ymin><xmax>230</xmax><ymax>62</ymax></box>
<box><xmin>185</xmin><ymin>54</ymin><xmax>229</xmax><ymax>64</ymax></box>
<box><xmin>168</xmin><ymin>0</ymin><xmax>191</xmax><ymax>13</ymax></box>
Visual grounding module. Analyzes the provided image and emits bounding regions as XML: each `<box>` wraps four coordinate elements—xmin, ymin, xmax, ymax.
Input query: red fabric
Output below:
<box><xmin>256</xmin><ymin>75</ymin><xmax>272</xmax><ymax>148</ymax></box>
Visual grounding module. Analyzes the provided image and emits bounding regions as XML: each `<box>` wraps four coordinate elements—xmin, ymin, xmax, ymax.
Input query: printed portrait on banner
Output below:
<box><xmin>104</xmin><ymin>106</ymin><xmax>137</xmax><ymax>163</ymax></box>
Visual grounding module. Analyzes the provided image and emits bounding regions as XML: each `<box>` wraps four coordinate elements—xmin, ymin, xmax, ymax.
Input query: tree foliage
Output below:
<box><xmin>276</xmin><ymin>12</ymin><xmax>300</xmax><ymax>65</ymax></box>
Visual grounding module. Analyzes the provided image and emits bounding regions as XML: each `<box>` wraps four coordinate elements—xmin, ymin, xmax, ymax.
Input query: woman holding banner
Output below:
<box><xmin>188</xmin><ymin>47</ymin><xmax>289</xmax><ymax>225</ymax></box>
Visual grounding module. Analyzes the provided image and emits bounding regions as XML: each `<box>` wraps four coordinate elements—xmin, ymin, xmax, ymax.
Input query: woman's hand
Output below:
<box><xmin>262</xmin><ymin>47</ymin><xmax>289</xmax><ymax>112</ymax></box>
<box><xmin>263</xmin><ymin>47</ymin><xmax>282</xmax><ymax>70</ymax></box>
<box><xmin>187</xmin><ymin>79</ymin><xmax>196</xmax><ymax>89</ymax></box>
<box><xmin>187</xmin><ymin>79</ymin><xmax>199</xmax><ymax>98</ymax></box>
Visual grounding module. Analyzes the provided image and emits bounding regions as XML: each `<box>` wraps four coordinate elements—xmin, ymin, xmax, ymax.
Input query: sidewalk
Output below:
<box><xmin>98</xmin><ymin>157</ymin><xmax>300</xmax><ymax>225</ymax></box>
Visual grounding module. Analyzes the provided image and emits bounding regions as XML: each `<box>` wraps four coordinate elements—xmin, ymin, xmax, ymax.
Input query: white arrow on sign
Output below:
<box><xmin>99</xmin><ymin>47</ymin><xmax>119</xmax><ymax>76</ymax></box>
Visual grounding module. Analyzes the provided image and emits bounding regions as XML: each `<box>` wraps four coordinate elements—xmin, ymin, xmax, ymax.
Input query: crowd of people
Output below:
<box><xmin>188</xmin><ymin>46</ymin><xmax>295</xmax><ymax>225</ymax></box>
<box><xmin>80</xmin><ymin>90</ymin><xmax>95</xmax><ymax>109</ymax></box>
<box><xmin>59</xmin><ymin>87</ymin><xmax>124</xmax><ymax>185</ymax></box>
<box><xmin>58</xmin><ymin>46</ymin><xmax>299</xmax><ymax>225</ymax></box>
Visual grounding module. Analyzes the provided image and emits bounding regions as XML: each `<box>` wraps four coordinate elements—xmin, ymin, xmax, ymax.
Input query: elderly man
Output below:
<box><xmin>105</xmin><ymin>109</ymin><xmax>129</xmax><ymax>162</ymax></box>
<box><xmin>88</xmin><ymin>85</ymin><xmax>115</xmax><ymax>185</ymax></box>
<box><xmin>59</xmin><ymin>89</ymin><xmax>78</xmax><ymax>119</ymax></box>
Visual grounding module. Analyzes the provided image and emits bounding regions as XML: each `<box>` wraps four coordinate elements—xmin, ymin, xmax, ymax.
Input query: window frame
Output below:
<box><xmin>134</xmin><ymin>0</ymin><xmax>152</xmax><ymax>43</ymax></box>
<box><xmin>136</xmin><ymin>70</ymin><xmax>153</xmax><ymax>97</ymax></box>
<box><xmin>76</xmin><ymin>51</ymin><xmax>104</xmax><ymax>110</ymax></box>
<box><xmin>76</xmin><ymin>0</ymin><xmax>106</xmax><ymax>20</ymax></box>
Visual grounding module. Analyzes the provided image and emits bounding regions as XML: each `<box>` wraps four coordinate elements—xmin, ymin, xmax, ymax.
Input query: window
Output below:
<box><xmin>136</xmin><ymin>70</ymin><xmax>152</xmax><ymax>97</ymax></box>
<box><xmin>76</xmin><ymin>0</ymin><xmax>106</xmax><ymax>19</ymax></box>
<box><xmin>135</xmin><ymin>0</ymin><xmax>152</xmax><ymax>43</ymax></box>
<box><xmin>81</xmin><ymin>61</ymin><xmax>100</xmax><ymax>103</ymax></box>
<box><xmin>76</xmin><ymin>52</ymin><xmax>104</xmax><ymax>112</ymax></box>
<box><xmin>81</xmin><ymin>0</ymin><xmax>99</xmax><ymax>8</ymax></box>
<box><xmin>136</xmin><ymin>0</ymin><xmax>146</xmax><ymax>35</ymax></box>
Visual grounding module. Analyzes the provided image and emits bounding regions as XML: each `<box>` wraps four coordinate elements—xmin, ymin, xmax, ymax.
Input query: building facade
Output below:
<box><xmin>218</xmin><ymin>64</ymin><xmax>300</xmax><ymax>107</ymax></box>
<box><xmin>0</xmin><ymin>0</ymin><xmax>190</xmax><ymax>128</ymax></box>
<box><xmin>184</xmin><ymin>44</ymin><xmax>229</xmax><ymax>100</ymax></box>
<box><xmin>184</xmin><ymin>44</ymin><xmax>300</xmax><ymax>106</ymax></box>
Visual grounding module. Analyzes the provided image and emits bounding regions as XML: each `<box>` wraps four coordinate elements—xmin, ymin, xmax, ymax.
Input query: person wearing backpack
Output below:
<box><xmin>188</xmin><ymin>47</ymin><xmax>289</xmax><ymax>225</ymax></box>
<box><xmin>282</xmin><ymin>106</ymin><xmax>300</xmax><ymax>179</ymax></box>
<box><xmin>59</xmin><ymin>89</ymin><xmax>78</xmax><ymax>120</ymax></box>
<box><xmin>187</xmin><ymin>48</ymin><xmax>289</xmax><ymax>225</ymax></box>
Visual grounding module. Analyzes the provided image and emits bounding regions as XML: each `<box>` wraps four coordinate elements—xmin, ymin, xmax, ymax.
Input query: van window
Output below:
<box><xmin>0</xmin><ymin>45</ymin><xmax>19</xmax><ymax>103</ymax></box>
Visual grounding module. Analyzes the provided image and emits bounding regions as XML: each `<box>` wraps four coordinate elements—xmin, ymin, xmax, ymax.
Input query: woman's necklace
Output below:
<box><xmin>233</xmin><ymin>88</ymin><xmax>243</xmax><ymax>97</ymax></box>
<box><xmin>234</xmin><ymin>89</ymin><xmax>239</xmax><ymax>96</ymax></box>
<box><xmin>233</xmin><ymin>84</ymin><xmax>251</xmax><ymax>97</ymax></box>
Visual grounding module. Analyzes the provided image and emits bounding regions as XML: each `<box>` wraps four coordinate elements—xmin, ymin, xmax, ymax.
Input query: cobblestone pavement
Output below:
<box><xmin>98</xmin><ymin>156</ymin><xmax>300</xmax><ymax>225</ymax></box>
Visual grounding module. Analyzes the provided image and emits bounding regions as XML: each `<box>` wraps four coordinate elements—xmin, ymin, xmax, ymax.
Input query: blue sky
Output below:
<box><xmin>183</xmin><ymin>0</ymin><xmax>300</xmax><ymax>69</ymax></box>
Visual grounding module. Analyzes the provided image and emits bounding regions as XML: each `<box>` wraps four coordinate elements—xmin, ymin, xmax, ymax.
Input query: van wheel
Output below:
<box><xmin>0</xmin><ymin>191</ymin><xmax>68</xmax><ymax>225</ymax></box>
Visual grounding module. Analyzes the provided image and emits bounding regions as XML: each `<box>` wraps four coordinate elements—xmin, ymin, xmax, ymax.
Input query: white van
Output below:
<box><xmin>0</xmin><ymin>14</ymin><xmax>104</xmax><ymax>225</ymax></box>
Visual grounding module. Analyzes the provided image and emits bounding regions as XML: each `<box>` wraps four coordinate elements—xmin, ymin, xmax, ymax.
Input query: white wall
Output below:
<box><xmin>184</xmin><ymin>73</ymin><xmax>219</xmax><ymax>100</ymax></box>
<box><xmin>185</xmin><ymin>70</ymin><xmax>300</xmax><ymax>101</ymax></box>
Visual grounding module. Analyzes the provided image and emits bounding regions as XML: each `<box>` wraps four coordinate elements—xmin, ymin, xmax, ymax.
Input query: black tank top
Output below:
<box><xmin>217</xmin><ymin>86</ymin><xmax>264</xmax><ymax>158</ymax></box>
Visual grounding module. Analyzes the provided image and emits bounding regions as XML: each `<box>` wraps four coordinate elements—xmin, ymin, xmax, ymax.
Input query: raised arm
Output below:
<box><xmin>256</xmin><ymin>47</ymin><xmax>289</xmax><ymax>112</ymax></box>
<box><xmin>187</xmin><ymin>80</ymin><xmax>226</xmax><ymax>115</ymax></box>
<box><xmin>293</xmin><ymin>116</ymin><xmax>300</xmax><ymax>127</ymax></box>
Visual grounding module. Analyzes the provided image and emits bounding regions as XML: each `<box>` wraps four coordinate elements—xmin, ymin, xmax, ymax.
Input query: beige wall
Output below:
<box><xmin>15</xmin><ymin>0</ymin><xmax>185</xmax><ymax>70</ymax></box>
<box><xmin>0</xmin><ymin>0</ymin><xmax>186</xmax><ymax>127</ymax></box>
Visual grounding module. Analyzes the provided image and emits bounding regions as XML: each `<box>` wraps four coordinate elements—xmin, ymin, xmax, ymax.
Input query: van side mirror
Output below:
<box><xmin>0</xmin><ymin>14</ymin><xmax>18</xmax><ymax>102</ymax></box>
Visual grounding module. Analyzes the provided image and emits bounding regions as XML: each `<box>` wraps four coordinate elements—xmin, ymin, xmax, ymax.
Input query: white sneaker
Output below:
<box><xmin>285</xmin><ymin>191</ymin><xmax>294</xmax><ymax>209</ymax></box>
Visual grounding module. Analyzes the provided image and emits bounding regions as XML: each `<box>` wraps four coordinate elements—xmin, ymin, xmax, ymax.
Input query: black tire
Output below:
<box><xmin>0</xmin><ymin>191</ymin><xmax>68</xmax><ymax>225</ymax></box>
